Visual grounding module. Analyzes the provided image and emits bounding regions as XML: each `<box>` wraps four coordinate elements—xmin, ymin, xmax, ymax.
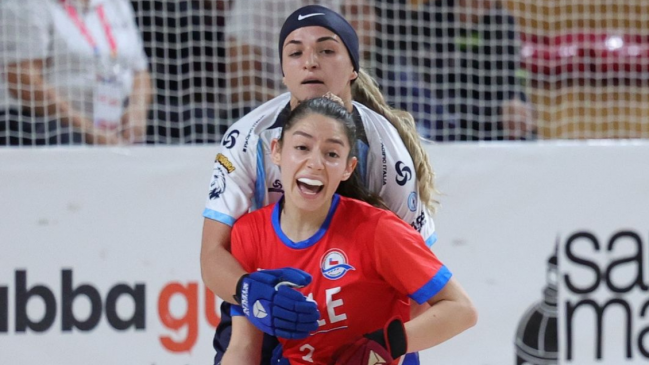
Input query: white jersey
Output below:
<box><xmin>203</xmin><ymin>93</ymin><xmax>437</xmax><ymax>247</ymax></box>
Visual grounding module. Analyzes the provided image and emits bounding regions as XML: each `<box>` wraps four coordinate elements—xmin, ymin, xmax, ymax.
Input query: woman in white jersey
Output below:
<box><xmin>201</xmin><ymin>5</ymin><xmax>437</xmax><ymax>365</ymax></box>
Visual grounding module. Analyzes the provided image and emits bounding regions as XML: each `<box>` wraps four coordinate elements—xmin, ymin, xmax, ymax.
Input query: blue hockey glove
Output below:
<box><xmin>234</xmin><ymin>267</ymin><xmax>320</xmax><ymax>339</ymax></box>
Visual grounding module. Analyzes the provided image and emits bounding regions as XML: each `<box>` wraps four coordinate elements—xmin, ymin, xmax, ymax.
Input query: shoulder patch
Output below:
<box><xmin>209</xmin><ymin>167</ymin><xmax>227</xmax><ymax>199</ymax></box>
<box><xmin>216</xmin><ymin>153</ymin><xmax>236</xmax><ymax>173</ymax></box>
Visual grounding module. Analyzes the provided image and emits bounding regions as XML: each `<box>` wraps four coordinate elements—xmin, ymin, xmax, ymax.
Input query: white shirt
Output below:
<box><xmin>203</xmin><ymin>93</ymin><xmax>438</xmax><ymax>247</ymax></box>
<box><xmin>0</xmin><ymin>0</ymin><xmax>148</xmax><ymax>116</ymax></box>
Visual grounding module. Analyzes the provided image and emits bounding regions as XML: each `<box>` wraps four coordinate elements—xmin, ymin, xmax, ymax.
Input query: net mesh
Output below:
<box><xmin>1</xmin><ymin>0</ymin><xmax>648</xmax><ymax>145</ymax></box>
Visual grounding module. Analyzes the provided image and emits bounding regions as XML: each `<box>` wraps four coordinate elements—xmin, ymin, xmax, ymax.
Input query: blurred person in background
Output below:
<box><xmin>0</xmin><ymin>0</ymin><xmax>151</xmax><ymax>145</ymax></box>
<box><xmin>425</xmin><ymin>0</ymin><xmax>535</xmax><ymax>140</ymax></box>
<box><xmin>131</xmin><ymin>0</ymin><xmax>229</xmax><ymax>144</ymax></box>
<box><xmin>223</xmin><ymin>0</ymin><xmax>375</xmax><ymax>118</ymax></box>
<box><xmin>373</xmin><ymin>0</ymin><xmax>535</xmax><ymax>141</ymax></box>
<box><xmin>372</xmin><ymin>0</ymin><xmax>446</xmax><ymax>142</ymax></box>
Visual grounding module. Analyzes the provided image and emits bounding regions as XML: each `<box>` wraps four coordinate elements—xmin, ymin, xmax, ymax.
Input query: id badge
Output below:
<box><xmin>93</xmin><ymin>59</ymin><xmax>124</xmax><ymax>130</ymax></box>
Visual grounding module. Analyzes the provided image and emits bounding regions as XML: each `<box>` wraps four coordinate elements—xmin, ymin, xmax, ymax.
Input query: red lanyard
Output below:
<box><xmin>60</xmin><ymin>0</ymin><xmax>117</xmax><ymax>57</ymax></box>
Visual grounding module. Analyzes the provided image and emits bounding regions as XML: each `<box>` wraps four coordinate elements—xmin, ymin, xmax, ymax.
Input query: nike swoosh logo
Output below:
<box><xmin>298</xmin><ymin>13</ymin><xmax>325</xmax><ymax>21</ymax></box>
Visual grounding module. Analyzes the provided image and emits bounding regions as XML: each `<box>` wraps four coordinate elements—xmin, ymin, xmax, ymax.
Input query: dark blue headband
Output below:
<box><xmin>278</xmin><ymin>5</ymin><xmax>360</xmax><ymax>73</ymax></box>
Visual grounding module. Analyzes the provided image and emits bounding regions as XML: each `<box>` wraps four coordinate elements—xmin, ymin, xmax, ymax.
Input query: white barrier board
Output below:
<box><xmin>1</xmin><ymin>142</ymin><xmax>648</xmax><ymax>364</ymax></box>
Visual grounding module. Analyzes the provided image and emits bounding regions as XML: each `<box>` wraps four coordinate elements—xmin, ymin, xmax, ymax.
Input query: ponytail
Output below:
<box><xmin>351</xmin><ymin>69</ymin><xmax>438</xmax><ymax>213</ymax></box>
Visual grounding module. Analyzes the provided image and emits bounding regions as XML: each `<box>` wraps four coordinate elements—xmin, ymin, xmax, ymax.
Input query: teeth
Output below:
<box><xmin>298</xmin><ymin>178</ymin><xmax>323</xmax><ymax>186</ymax></box>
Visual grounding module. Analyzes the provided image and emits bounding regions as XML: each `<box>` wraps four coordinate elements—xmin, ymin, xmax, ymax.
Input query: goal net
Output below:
<box><xmin>1</xmin><ymin>0</ymin><xmax>648</xmax><ymax>145</ymax></box>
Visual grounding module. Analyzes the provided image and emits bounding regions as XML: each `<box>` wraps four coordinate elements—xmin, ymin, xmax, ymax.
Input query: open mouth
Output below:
<box><xmin>297</xmin><ymin>177</ymin><xmax>324</xmax><ymax>195</ymax></box>
<box><xmin>301</xmin><ymin>79</ymin><xmax>324</xmax><ymax>85</ymax></box>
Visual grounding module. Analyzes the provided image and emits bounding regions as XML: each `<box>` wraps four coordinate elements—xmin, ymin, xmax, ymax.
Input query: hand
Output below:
<box><xmin>235</xmin><ymin>268</ymin><xmax>320</xmax><ymax>339</ymax></box>
<box><xmin>120</xmin><ymin>108</ymin><xmax>147</xmax><ymax>143</ymax></box>
<box><xmin>330</xmin><ymin>317</ymin><xmax>407</xmax><ymax>365</ymax></box>
<box><xmin>82</xmin><ymin>123</ymin><xmax>121</xmax><ymax>145</ymax></box>
<box><xmin>322</xmin><ymin>92</ymin><xmax>345</xmax><ymax>106</ymax></box>
<box><xmin>501</xmin><ymin>98</ymin><xmax>535</xmax><ymax>140</ymax></box>
<box><xmin>70</xmin><ymin>113</ymin><xmax>121</xmax><ymax>145</ymax></box>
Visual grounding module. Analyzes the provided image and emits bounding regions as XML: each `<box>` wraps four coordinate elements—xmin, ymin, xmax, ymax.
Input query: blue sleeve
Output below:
<box><xmin>231</xmin><ymin>304</ymin><xmax>244</xmax><ymax>317</ymax></box>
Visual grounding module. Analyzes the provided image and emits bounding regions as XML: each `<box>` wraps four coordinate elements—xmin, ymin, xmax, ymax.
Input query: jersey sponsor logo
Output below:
<box><xmin>216</xmin><ymin>153</ymin><xmax>235</xmax><ymax>173</ymax></box>
<box><xmin>208</xmin><ymin>167</ymin><xmax>227</xmax><ymax>199</ymax></box>
<box><xmin>395</xmin><ymin>161</ymin><xmax>412</xmax><ymax>186</ymax></box>
<box><xmin>408</xmin><ymin>191</ymin><xmax>418</xmax><ymax>212</ymax></box>
<box><xmin>410</xmin><ymin>211</ymin><xmax>426</xmax><ymax>232</ymax></box>
<box><xmin>381</xmin><ymin>143</ymin><xmax>387</xmax><ymax>186</ymax></box>
<box><xmin>243</xmin><ymin>116</ymin><xmax>264</xmax><ymax>153</ymax></box>
<box><xmin>222</xmin><ymin>130</ymin><xmax>239</xmax><ymax>149</ymax></box>
<box><xmin>297</xmin><ymin>13</ymin><xmax>325</xmax><ymax>21</ymax></box>
<box><xmin>268</xmin><ymin>179</ymin><xmax>283</xmax><ymax>193</ymax></box>
<box><xmin>240</xmin><ymin>281</ymin><xmax>250</xmax><ymax>316</ymax></box>
<box><xmin>321</xmin><ymin>249</ymin><xmax>355</xmax><ymax>280</ymax></box>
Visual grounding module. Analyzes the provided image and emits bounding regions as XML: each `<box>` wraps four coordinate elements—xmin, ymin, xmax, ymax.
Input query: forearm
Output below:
<box><xmin>122</xmin><ymin>70</ymin><xmax>152</xmax><ymax>141</ymax></box>
<box><xmin>200</xmin><ymin>218</ymin><xmax>247</xmax><ymax>303</ymax></box>
<box><xmin>128</xmin><ymin>71</ymin><xmax>152</xmax><ymax>116</ymax></box>
<box><xmin>221</xmin><ymin>316</ymin><xmax>263</xmax><ymax>365</ymax></box>
<box><xmin>7</xmin><ymin>60</ymin><xmax>89</xmax><ymax>130</ymax></box>
<box><xmin>404</xmin><ymin>279</ymin><xmax>477</xmax><ymax>352</ymax></box>
<box><xmin>221</xmin><ymin>345</ymin><xmax>261</xmax><ymax>365</ymax></box>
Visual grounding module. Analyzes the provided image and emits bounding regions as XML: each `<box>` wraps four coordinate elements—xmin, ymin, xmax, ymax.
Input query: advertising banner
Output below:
<box><xmin>424</xmin><ymin>142</ymin><xmax>649</xmax><ymax>365</ymax></box>
<box><xmin>1</xmin><ymin>142</ymin><xmax>648</xmax><ymax>364</ymax></box>
<box><xmin>0</xmin><ymin>147</ymin><xmax>219</xmax><ymax>364</ymax></box>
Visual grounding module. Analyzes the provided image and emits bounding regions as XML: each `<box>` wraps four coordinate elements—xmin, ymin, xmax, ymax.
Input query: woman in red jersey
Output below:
<box><xmin>222</xmin><ymin>97</ymin><xmax>477</xmax><ymax>365</ymax></box>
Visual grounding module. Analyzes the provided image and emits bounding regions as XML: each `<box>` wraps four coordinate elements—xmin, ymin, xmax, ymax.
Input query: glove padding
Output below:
<box><xmin>235</xmin><ymin>267</ymin><xmax>320</xmax><ymax>339</ymax></box>
<box><xmin>330</xmin><ymin>317</ymin><xmax>407</xmax><ymax>365</ymax></box>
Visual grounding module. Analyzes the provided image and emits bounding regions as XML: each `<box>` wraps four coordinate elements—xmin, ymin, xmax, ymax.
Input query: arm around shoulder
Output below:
<box><xmin>200</xmin><ymin>119</ymin><xmax>262</xmax><ymax>302</ymax></box>
<box><xmin>200</xmin><ymin>218</ymin><xmax>247</xmax><ymax>304</ymax></box>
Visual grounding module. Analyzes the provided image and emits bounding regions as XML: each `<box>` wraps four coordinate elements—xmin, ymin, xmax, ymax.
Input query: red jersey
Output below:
<box><xmin>231</xmin><ymin>195</ymin><xmax>451</xmax><ymax>365</ymax></box>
